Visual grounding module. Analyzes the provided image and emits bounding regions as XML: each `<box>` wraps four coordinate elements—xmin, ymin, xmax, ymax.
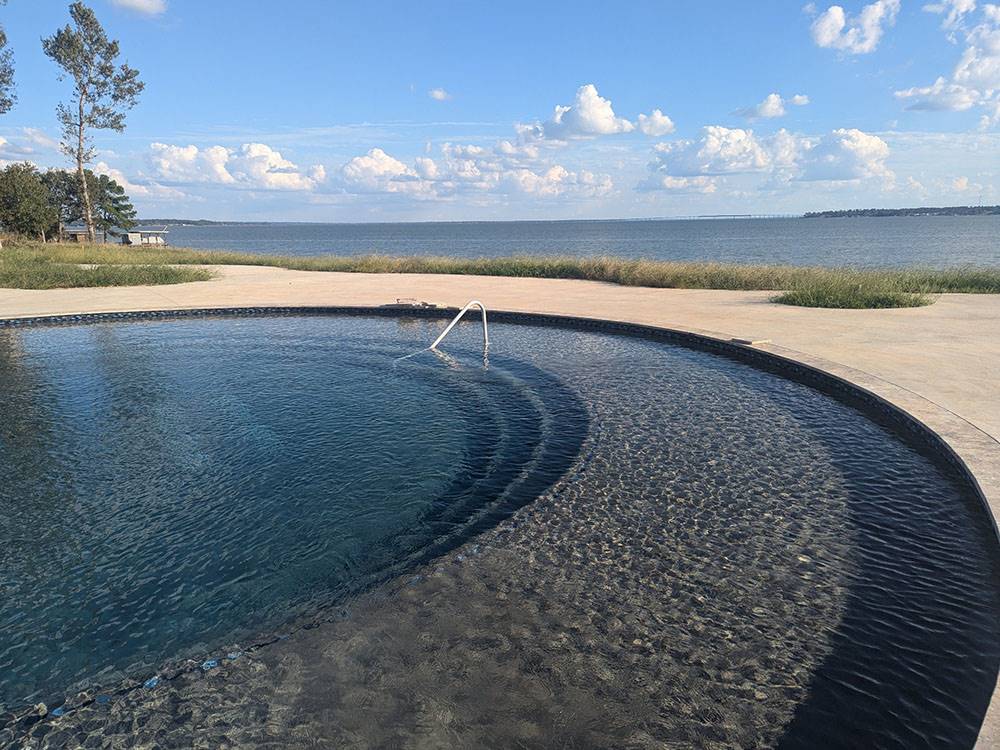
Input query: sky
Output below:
<box><xmin>0</xmin><ymin>0</ymin><xmax>998</xmax><ymax>221</ymax></box>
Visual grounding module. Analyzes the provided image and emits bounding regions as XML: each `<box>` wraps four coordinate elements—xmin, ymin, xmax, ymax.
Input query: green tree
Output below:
<box><xmin>90</xmin><ymin>171</ymin><xmax>136</xmax><ymax>241</ymax></box>
<box><xmin>0</xmin><ymin>18</ymin><xmax>14</xmax><ymax>115</ymax></box>
<box><xmin>41</xmin><ymin>169</ymin><xmax>80</xmax><ymax>239</ymax></box>
<box><xmin>40</xmin><ymin>168</ymin><xmax>136</xmax><ymax>242</ymax></box>
<box><xmin>42</xmin><ymin>2</ymin><xmax>143</xmax><ymax>243</ymax></box>
<box><xmin>0</xmin><ymin>163</ymin><xmax>56</xmax><ymax>240</ymax></box>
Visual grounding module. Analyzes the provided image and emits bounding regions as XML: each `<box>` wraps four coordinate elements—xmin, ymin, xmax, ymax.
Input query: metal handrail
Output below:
<box><xmin>431</xmin><ymin>300</ymin><xmax>489</xmax><ymax>352</ymax></box>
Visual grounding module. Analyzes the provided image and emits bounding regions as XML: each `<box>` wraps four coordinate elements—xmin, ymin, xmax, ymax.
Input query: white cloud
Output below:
<box><xmin>906</xmin><ymin>175</ymin><xmax>928</xmax><ymax>193</ymax></box>
<box><xmin>500</xmin><ymin>165</ymin><xmax>613</xmax><ymax>197</ymax></box>
<box><xmin>340</xmin><ymin>148</ymin><xmax>427</xmax><ymax>195</ymax></box>
<box><xmin>149</xmin><ymin>142</ymin><xmax>325</xmax><ymax>191</ymax></box>
<box><xmin>924</xmin><ymin>0</ymin><xmax>977</xmax><ymax>30</ymax></box>
<box><xmin>642</xmin><ymin>125</ymin><xmax>893</xmax><ymax>189</ymax></box>
<box><xmin>894</xmin><ymin>5</ymin><xmax>1000</xmax><ymax>127</ymax></box>
<box><xmin>22</xmin><ymin>128</ymin><xmax>60</xmax><ymax>152</ymax></box>
<box><xmin>0</xmin><ymin>128</ymin><xmax>62</xmax><ymax>157</ymax></box>
<box><xmin>811</xmin><ymin>0</ymin><xmax>901</xmax><ymax>53</ymax></box>
<box><xmin>428</xmin><ymin>88</ymin><xmax>452</xmax><ymax>101</ymax></box>
<box><xmin>228</xmin><ymin>143</ymin><xmax>324</xmax><ymax>190</ymax></box>
<box><xmin>0</xmin><ymin>136</ymin><xmax>33</xmax><ymax>158</ymax></box>
<box><xmin>895</xmin><ymin>76</ymin><xmax>982</xmax><ymax>109</ymax></box>
<box><xmin>109</xmin><ymin>0</ymin><xmax>167</xmax><ymax>15</ymax></box>
<box><xmin>737</xmin><ymin>92</ymin><xmax>811</xmax><ymax>119</ymax></box>
<box><xmin>338</xmin><ymin>143</ymin><xmax>613</xmax><ymax>201</ymax></box>
<box><xmin>953</xmin><ymin>22</ymin><xmax>1000</xmax><ymax>90</ymax></box>
<box><xmin>637</xmin><ymin>109</ymin><xmax>676</xmax><ymax>136</ymax></box>
<box><xmin>768</xmin><ymin>128</ymin><xmax>811</xmax><ymax>168</ymax></box>
<box><xmin>94</xmin><ymin>161</ymin><xmax>185</xmax><ymax>200</ymax></box>
<box><xmin>150</xmin><ymin>143</ymin><xmax>234</xmax><ymax>184</ymax></box>
<box><xmin>539</xmin><ymin>84</ymin><xmax>634</xmax><ymax>139</ymax></box>
<box><xmin>798</xmin><ymin>128</ymin><xmax>894</xmax><ymax>182</ymax></box>
<box><xmin>639</xmin><ymin>174</ymin><xmax>718</xmax><ymax>193</ymax></box>
<box><xmin>652</xmin><ymin>126</ymin><xmax>773</xmax><ymax>176</ymax></box>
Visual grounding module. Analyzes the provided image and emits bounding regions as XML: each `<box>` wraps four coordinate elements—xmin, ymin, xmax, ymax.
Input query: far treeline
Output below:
<box><xmin>805</xmin><ymin>205</ymin><xmax>1000</xmax><ymax>218</ymax></box>
<box><xmin>0</xmin><ymin>163</ymin><xmax>136</xmax><ymax>242</ymax></box>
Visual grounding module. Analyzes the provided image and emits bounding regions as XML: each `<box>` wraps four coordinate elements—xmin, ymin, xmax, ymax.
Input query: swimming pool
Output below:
<box><xmin>1</xmin><ymin>311</ymin><xmax>997</xmax><ymax>748</ymax></box>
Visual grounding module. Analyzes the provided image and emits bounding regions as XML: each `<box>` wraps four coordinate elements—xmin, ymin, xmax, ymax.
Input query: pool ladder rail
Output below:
<box><xmin>431</xmin><ymin>300</ymin><xmax>489</xmax><ymax>353</ymax></box>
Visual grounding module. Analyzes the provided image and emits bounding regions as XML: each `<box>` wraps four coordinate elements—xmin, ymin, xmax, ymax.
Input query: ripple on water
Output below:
<box><xmin>0</xmin><ymin>316</ymin><xmax>997</xmax><ymax>749</ymax></box>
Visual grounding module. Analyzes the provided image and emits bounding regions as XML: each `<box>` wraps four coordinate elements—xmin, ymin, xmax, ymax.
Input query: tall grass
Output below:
<box><xmin>0</xmin><ymin>244</ymin><xmax>213</xmax><ymax>289</ymax></box>
<box><xmin>3</xmin><ymin>240</ymin><xmax>999</xmax><ymax>307</ymax></box>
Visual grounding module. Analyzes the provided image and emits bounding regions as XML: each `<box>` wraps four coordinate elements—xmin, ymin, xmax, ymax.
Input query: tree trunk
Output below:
<box><xmin>77</xmin><ymin>94</ymin><xmax>96</xmax><ymax>244</ymax></box>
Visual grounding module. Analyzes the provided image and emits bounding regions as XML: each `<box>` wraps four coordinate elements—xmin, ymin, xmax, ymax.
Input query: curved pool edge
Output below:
<box><xmin>3</xmin><ymin>303</ymin><xmax>999</xmax><ymax>747</ymax></box>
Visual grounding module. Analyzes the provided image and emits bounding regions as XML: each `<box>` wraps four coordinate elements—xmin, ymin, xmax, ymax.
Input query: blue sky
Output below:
<box><xmin>0</xmin><ymin>0</ymin><xmax>997</xmax><ymax>220</ymax></box>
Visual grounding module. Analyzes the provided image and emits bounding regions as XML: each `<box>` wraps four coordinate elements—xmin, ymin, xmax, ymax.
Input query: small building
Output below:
<box><xmin>63</xmin><ymin>230</ymin><xmax>93</xmax><ymax>243</ymax></box>
<box><xmin>121</xmin><ymin>230</ymin><xmax>169</xmax><ymax>247</ymax></box>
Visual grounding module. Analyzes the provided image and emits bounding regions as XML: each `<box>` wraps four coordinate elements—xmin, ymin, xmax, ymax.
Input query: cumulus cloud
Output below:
<box><xmin>637</xmin><ymin>109</ymin><xmax>676</xmax><ymax>136</ymax></box>
<box><xmin>340</xmin><ymin>148</ymin><xmax>425</xmax><ymax>195</ymax></box>
<box><xmin>539</xmin><ymin>84</ymin><xmax>634</xmax><ymax>139</ymax></box>
<box><xmin>94</xmin><ymin>161</ymin><xmax>185</xmax><ymax>200</ymax></box>
<box><xmin>149</xmin><ymin>142</ymin><xmax>326</xmax><ymax>191</ymax></box>
<box><xmin>110</xmin><ymin>0</ymin><xmax>167</xmax><ymax>15</ymax></box>
<box><xmin>150</xmin><ymin>143</ymin><xmax>234</xmax><ymax>184</ymax></box>
<box><xmin>797</xmin><ymin>128</ymin><xmax>894</xmax><ymax>181</ymax></box>
<box><xmin>953</xmin><ymin>21</ymin><xmax>1000</xmax><ymax>91</ymax></box>
<box><xmin>651</xmin><ymin>126</ymin><xmax>773</xmax><ymax>176</ymax></box>
<box><xmin>229</xmin><ymin>143</ymin><xmax>325</xmax><ymax>190</ymax></box>
<box><xmin>428</xmin><ymin>88</ymin><xmax>452</xmax><ymax>101</ymax></box>
<box><xmin>641</xmin><ymin>125</ymin><xmax>893</xmax><ymax>190</ymax></box>
<box><xmin>894</xmin><ymin>4</ymin><xmax>1000</xmax><ymax>127</ymax></box>
<box><xmin>338</xmin><ymin>143</ymin><xmax>612</xmax><ymax>200</ymax></box>
<box><xmin>811</xmin><ymin>0</ymin><xmax>900</xmax><ymax>54</ymax></box>
<box><xmin>736</xmin><ymin>92</ymin><xmax>811</xmax><ymax>119</ymax></box>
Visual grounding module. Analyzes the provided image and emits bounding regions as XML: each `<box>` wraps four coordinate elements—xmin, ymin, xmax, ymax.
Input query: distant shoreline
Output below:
<box><xmin>805</xmin><ymin>206</ymin><xmax>1000</xmax><ymax>219</ymax></box>
<box><xmin>138</xmin><ymin>209</ymin><xmax>1000</xmax><ymax>226</ymax></box>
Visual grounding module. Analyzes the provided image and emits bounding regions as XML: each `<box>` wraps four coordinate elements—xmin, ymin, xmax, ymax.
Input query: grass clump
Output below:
<box><xmin>773</xmin><ymin>281</ymin><xmax>932</xmax><ymax>309</ymax></box>
<box><xmin>2</xmin><ymin>240</ymin><xmax>998</xmax><ymax>308</ymax></box>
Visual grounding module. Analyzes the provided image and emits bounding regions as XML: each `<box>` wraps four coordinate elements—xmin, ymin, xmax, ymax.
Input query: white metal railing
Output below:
<box><xmin>431</xmin><ymin>300</ymin><xmax>489</xmax><ymax>353</ymax></box>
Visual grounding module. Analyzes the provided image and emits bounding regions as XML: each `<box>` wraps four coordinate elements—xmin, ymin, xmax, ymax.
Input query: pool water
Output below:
<box><xmin>0</xmin><ymin>314</ymin><xmax>997</xmax><ymax>749</ymax></box>
<box><xmin>0</xmin><ymin>317</ymin><xmax>585</xmax><ymax>710</ymax></box>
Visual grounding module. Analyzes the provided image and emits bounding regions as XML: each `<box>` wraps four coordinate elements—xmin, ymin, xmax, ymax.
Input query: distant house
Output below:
<box><xmin>63</xmin><ymin>229</ymin><xmax>93</xmax><ymax>243</ymax></box>
<box><xmin>121</xmin><ymin>230</ymin><xmax>169</xmax><ymax>246</ymax></box>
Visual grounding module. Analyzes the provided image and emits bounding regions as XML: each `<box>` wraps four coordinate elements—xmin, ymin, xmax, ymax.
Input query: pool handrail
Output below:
<box><xmin>431</xmin><ymin>300</ymin><xmax>489</xmax><ymax>352</ymax></box>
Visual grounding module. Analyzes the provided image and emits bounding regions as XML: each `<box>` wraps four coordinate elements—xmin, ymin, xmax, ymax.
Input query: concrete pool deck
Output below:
<box><xmin>2</xmin><ymin>265</ymin><xmax>999</xmax><ymax>746</ymax></box>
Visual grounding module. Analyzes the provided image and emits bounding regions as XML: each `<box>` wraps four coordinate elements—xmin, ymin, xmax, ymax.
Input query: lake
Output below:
<box><xmin>149</xmin><ymin>216</ymin><xmax>1000</xmax><ymax>268</ymax></box>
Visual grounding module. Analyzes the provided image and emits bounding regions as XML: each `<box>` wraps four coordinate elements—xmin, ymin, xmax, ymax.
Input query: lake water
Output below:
<box><xmin>152</xmin><ymin>216</ymin><xmax>1000</xmax><ymax>268</ymax></box>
